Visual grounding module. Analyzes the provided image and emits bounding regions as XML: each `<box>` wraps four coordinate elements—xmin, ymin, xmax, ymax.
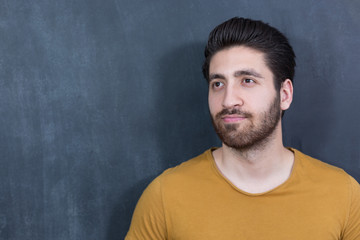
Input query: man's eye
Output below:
<box><xmin>243</xmin><ymin>79</ymin><xmax>255</xmax><ymax>84</ymax></box>
<box><xmin>213</xmin><ymin>82</ymin><xmax>224</xmax><ymax>88</ymax></box>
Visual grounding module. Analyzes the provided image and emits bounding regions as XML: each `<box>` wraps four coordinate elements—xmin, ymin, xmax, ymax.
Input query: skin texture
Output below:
<box><xmin>208</xmin><ymin>46</ymin><xmax>295</xmax><ymax>194</ymax></box>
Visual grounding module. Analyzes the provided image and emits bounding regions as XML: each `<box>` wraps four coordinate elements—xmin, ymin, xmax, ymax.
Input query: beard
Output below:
<box><xmin>211</xmin><ymin>94</ymin><xmax>281</xmax><ymax>151</ymax></box>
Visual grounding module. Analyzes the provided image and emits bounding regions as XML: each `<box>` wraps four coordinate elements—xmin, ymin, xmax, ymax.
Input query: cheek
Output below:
<box><xmin>208</xmin><ymin>94</ymin><xmax>219</xmax><ymax>115</ymax></box>
<box><xmin>254</xmin><ymin>91</ymin><xmax>277</xmax><ymax>110</ymax></box>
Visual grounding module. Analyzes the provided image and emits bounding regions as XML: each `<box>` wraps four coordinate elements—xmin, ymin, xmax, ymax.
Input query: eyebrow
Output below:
<box><xmin>209</xmin><ymin>69</ymin><xmax>264</xmax><ymax>81</ymax></box>
<box><xmin>234</xmin><ymin>69</ymin><xmax>264</xmax><ymax>79</ymax></box>
<box><xmin>209</xmin><ymin>73</ymin><xmax>225</xmax><ymax>81</ymax></box>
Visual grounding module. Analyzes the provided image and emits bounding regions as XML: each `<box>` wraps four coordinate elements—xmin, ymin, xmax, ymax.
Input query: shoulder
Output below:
<box><xmin>291</xmin><ymin>148</ymin><xmax>360</xmax><ymax>203</ymax></box>
<box><xmin>292</xmin><ymin>148</ymin><xmax>350</xmax><ymax>182</ymax></box>
<box><xmin>291</xmin><ymin>148</ymin><xmax>360</xmax><ymax>199</ymax></box>
<box><xmin>157</xmin><ymin>148</ymin><xmax>215</xmax><ymax>183</ymax></box>
<box><xmin>291</xmin><ymin>149</ymin><xmax>360</xmax><ymax>237</ymax></box>
<box><xmin>125</xmin><ymin>149</ymin><xmax>216</xmax><ymax>239</ymax></box>
<box><xmin>148</xmin><ymin>148</ymin><xmax>219</xmax><ymax>205</ymax></box>
<box><xmin>140</xmin><ymin>148</ymin><xmax>215</xmax><ymax>198</ymax></box>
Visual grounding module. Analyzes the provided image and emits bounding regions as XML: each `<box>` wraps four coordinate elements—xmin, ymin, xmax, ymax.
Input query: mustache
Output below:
<box><xmin>215</xmin><ymin>108</ymin><xmax>252</xmax><ymax>119</ymax></box>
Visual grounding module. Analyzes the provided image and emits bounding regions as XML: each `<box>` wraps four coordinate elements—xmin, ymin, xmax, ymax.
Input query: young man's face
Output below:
<box><xmin>208</xmin><ymin>46</ymin><xmax>282</xmax><ymax>150</ymax></box>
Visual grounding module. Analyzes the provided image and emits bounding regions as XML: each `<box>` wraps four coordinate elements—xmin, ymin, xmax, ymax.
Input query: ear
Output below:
<box><xmin>280</xmin><ymin>79</ymin><xmax>293</xmax><ymax>111</ymax></box>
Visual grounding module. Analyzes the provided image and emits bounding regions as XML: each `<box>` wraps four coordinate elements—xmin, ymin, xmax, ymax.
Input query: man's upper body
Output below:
<box><xmin>126</xmin><ymin>148</ymin><xmax>360</xmax><ymax>239</ymax></box>
<box><xmin>126</xmin><ymin>17</ymin><xmax>360</xmax><ymax>239</ymax></box>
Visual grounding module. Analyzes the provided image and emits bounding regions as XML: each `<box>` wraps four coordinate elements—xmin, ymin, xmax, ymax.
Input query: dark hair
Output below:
<box><xmin>202</xmin><ymin>17</ymin><xmax>296</xmax><ymax>91</ymax></box>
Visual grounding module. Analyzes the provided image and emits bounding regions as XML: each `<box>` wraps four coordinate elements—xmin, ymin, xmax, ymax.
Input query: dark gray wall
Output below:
<box><xmin>0</xmin><ymin>0</ymin><xmax>359</xmax><ymax>239</ymax></box>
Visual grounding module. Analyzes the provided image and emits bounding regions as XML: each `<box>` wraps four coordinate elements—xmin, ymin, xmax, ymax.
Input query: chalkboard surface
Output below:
<box><xmin>0</xmin><ymin>0</ymin><xmax>359</xmax><ymax>239</ymax></box>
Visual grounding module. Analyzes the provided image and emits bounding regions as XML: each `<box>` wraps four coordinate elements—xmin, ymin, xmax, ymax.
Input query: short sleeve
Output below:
<box><xmin>342</xmin><ymin>175</ymin><xmax>360</xmax><ymax>240</ymax></box>
<box><xmin>125</xmin><ymin>177</ymin><xmax>167</xmax><ymax>240</ymax></box>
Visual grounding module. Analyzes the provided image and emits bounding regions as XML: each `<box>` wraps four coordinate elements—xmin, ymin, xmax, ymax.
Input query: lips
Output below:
<box><xmin>221</xmin><ymin>115</ymin><xmax>247</xmax><ymax>123</ymax></box>
<box><xmin>215</xmin><ymin>109</ymin><xmax>252</xmax><ymax>123</ymax></box>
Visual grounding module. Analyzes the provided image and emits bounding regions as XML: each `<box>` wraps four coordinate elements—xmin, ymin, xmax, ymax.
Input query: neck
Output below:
<box><xmin>212</xmin><ymin>124</ymin><xmax>295</xmax><ymax>193</ymax></box>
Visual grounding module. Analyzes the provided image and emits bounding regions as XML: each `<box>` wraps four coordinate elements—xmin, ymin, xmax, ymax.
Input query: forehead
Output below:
<box><xmin>209</xmin><ymin>46</ymin><xmax>273</xmax><ymax>78</ymax></box>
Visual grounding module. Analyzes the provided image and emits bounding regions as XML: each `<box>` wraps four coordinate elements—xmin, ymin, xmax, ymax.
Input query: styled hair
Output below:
<box><xmin>202</xmin><ymin>17</ymin><xmax>296</xmax><ymax>91</ymax></box>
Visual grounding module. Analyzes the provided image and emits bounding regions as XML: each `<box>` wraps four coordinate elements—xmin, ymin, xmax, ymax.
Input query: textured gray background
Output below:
<box><xmin>0</xmin><ymin>0</ymin><xmax>359</xmax><ymax>239</ymax></box>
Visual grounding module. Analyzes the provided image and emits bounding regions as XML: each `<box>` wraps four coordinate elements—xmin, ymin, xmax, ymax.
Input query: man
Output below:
<box><xmin>126</xmin><ymin>17</ymin><xmax>360</xmax><ymax>239</ymax></box>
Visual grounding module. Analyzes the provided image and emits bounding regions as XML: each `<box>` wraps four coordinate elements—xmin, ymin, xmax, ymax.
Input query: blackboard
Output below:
<box><xmin>0</xmin><ymin>0</ymin><xmax>359</xmax><ymax>239</ymax></box>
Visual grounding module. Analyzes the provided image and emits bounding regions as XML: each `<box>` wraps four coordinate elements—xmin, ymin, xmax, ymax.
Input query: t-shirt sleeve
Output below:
<box><xmin>125</xmin><ymin>176</ymin><xmax>167</xmax><ymax>240</ymax></box>
<box><xmin>342</xmin><ymin>175</ymin><xmax>360</xmax><ymax>240</ymax></box>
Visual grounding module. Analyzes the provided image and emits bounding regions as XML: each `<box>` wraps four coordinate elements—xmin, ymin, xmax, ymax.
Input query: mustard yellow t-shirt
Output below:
<box><xmin>126</xmin><ymin>148</ymin><xmax>360</xmax><ymax>240</ymax></box>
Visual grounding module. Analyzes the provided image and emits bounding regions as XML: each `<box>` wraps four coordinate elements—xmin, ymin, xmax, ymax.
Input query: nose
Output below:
<box><xmin>222</xmin><ymin>85</ymin><xmax>244</xmax><ymax>109</ymax></box>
